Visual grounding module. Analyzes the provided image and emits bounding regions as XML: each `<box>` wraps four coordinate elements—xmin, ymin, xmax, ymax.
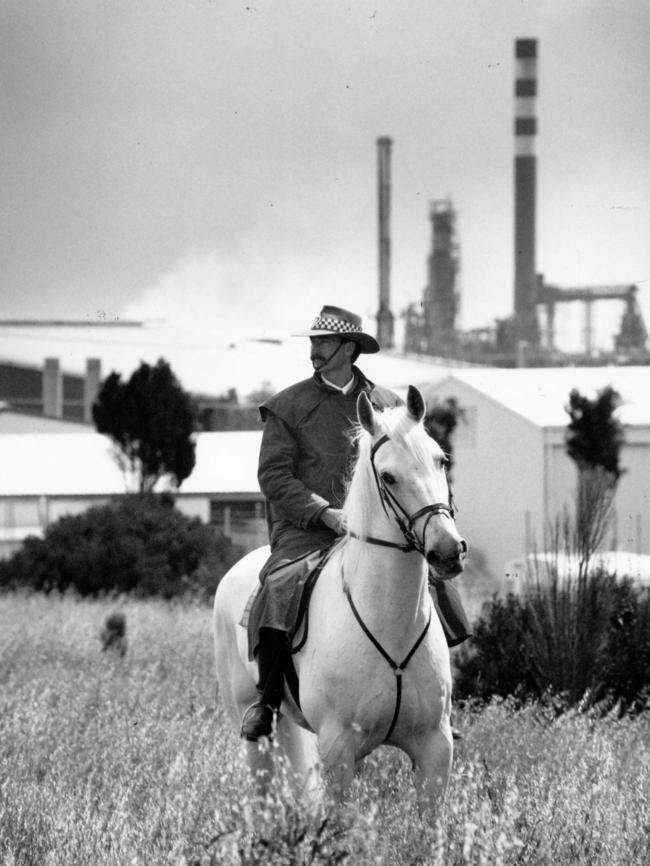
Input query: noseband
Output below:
<box><xmin>348</xmin><ymin>433</ymin><xmax>456</xmax><ymax>554</ymax></box>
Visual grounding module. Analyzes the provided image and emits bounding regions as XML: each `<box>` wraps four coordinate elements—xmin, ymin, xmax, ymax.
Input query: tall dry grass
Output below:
<box><xmin>1</xmin><ymin>592</ymin><xmax>649</xmax><ymax>865</ymax></box>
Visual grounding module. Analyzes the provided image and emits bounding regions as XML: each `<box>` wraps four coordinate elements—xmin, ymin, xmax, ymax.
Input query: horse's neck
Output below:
<box><xmin>342</xmin><ymin>446</ymin><xmax>430</xmax><ymax>630</ymax></box>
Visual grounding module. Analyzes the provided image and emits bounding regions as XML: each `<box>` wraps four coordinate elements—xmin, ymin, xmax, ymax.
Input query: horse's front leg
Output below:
<box><xmin>276</xmin><ymin>716</ymin><xmax>323</xmax><ymax>806</ymax></box>
<box><xmin>317</xmin><ymin>720</ymin><xmax>357</xmax><ymax>801</ymax></box>
<box><xmin>405</xmin><ymin>726</ymin><xmax>453</xmax><ymax>816</ymax></box>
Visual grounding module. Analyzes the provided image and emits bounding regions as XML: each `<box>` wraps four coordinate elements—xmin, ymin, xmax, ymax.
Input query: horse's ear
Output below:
<box><xmin>357</xmin><ymin>391</ymin><xmax>377</xmax><ymax>435</ymax></box>
<box><xmin>406</xmin><ymin>385</ymin><xmax>425</xmax><ymax>422</ymax></box>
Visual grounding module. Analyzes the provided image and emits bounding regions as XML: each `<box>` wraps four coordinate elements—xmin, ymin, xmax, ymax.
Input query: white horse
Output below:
<box><xmin>213</xmin><ymin>385</ymin><xmax>467</xmax><ymax>812</ymax></box>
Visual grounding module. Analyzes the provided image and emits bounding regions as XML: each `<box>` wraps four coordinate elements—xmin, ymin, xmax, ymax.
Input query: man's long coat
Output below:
<box><xmin>257</xmin><ymin>366</ymin><xmax>400</xmax><ymax>575</ymax></box>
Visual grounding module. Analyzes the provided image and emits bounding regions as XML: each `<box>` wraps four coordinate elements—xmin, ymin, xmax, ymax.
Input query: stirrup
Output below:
<box><xmin>240</xmin><ymin>701</ymin><xmax>276</xmax><ymax>742</ymax></box>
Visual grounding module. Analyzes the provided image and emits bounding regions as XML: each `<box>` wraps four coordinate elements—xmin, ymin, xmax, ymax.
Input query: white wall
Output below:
<box><xmin>545</xmin><ymin>431</ymin><xmax>650</xmax><ymax>557</ymax></box>
<box><xmin>614</xmin><ymin>433</ymin><xmax>650</xmax><ymax>556</ymax></box>
<box><xmin>542</xmin><ymin>431</ymin><xmax>577</xmax><ymax>535</ymax></box>
<box><xmin>175</xmin><ymin>496</ymin><xmax>210</xmax><ymax>523</ymax></box>
<box><xmin>426</xmin><ymin>379</ymin><xmax>545</xmax><ymax>588</ymax></box>
<box><xmin>425</xmin><ymin>380</ymin><xmax>650</xmax><ymax>597</ymax></box>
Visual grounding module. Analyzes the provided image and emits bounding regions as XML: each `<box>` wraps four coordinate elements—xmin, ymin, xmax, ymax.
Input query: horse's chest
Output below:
<box><xmin>302</xmin><ymin>640</ymin><xmax>445</xmax><ymax>736</ymax></box>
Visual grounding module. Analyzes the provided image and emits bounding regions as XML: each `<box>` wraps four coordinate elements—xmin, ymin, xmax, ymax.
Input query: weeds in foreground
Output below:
<box><xmin>1</xmin><ymin>592</ymin><xmax>649</xmax><ymax>865</ymax></box>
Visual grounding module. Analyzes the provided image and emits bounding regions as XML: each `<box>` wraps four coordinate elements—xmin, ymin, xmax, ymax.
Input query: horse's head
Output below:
<box><xmin>354</xmin><ymin>385</ymin><xmax>467</xmax><ymax>578</ymax></box>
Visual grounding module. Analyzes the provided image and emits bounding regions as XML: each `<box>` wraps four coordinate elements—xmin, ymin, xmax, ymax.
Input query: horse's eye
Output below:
<box><xmin>381</xmin><ymin>472</ymin><xmax>396</xmax><ymax>486</ymax></box>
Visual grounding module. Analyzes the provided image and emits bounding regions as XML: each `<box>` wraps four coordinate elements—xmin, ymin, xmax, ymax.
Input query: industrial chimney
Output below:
<box><xmin>43</xmin><ymin>357</ymin><xmax>63</xmax><ymax>418</ymax></box>
<box><xmin>513</xmin><ymin>39</ymin><xmax>540</xmax><ymax>346</ymax></box>
<box><xmin>84</xmin><ymin>358</ymin><xmax>102</xmax><ymax>424</ymax></box>
<box><xmin>376</xmin><ymin>136</ymin><xmax>394</xmax><ymax>349</ymax></box>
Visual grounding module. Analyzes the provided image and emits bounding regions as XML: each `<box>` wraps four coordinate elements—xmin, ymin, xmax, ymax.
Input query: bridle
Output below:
<box><xmin>348</xmin><ymin>433</ymin><xmax>456</xmax><ymax>555</ymax></box>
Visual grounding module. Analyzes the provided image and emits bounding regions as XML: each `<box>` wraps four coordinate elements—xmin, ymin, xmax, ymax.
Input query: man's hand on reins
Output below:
<box><xmin>321</xmin><ymin>507</ymin><xmax>347</xmax><ymax>535</ymax></box>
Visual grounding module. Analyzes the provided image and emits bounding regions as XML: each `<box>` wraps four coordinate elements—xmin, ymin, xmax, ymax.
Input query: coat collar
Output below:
<box><xmin>314</xmin><ymin>365</ymin><xmax>374</xmax><ymax>395</ymax></box>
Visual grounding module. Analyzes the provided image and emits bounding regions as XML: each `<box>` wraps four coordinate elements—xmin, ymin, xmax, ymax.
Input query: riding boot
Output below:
<box><xmin>240</xmin><ymin>627</ymin><xmax>288</xmax><ymax>742</ymax></box>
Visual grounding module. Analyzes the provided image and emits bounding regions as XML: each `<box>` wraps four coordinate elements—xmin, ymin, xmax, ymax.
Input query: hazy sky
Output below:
<box><xmin>2</xmin><ymin>0</ymin><xmax>649</xmax><ymax>349</ymax></box>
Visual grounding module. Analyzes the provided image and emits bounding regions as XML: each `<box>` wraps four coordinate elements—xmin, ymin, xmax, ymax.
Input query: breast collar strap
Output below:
<box><xmin>344</xmin><ymin>584</ymin><xmax>432</xmax><ymax>742</ymax></box>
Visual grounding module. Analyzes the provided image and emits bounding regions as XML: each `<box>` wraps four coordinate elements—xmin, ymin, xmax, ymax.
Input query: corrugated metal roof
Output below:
<box><xmin>423</xmin><ymin>367</ymin><xmax>650</xmax><ymax>428</ymax></box>
<box><xmin>0</xmin><ymin>322</ymin><xmax>454</xmax><ymax>399</ymax></box>
<box><xmin>0</xmin><ymin>431</ymin><xmax>263</xmax><ymax>496</ymax></box>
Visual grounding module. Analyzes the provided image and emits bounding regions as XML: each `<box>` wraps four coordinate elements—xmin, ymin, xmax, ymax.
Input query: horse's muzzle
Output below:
<box><xmin>425</xmin><ymin>538</ymin><xmax>467</xmax><ymax>578</ymax></box>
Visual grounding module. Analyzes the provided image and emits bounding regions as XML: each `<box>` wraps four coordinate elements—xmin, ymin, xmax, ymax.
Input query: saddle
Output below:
<box><xmin>240</xmin><ymin>546</ymin><xmax>332</xmax><ymax>665</ymax></box>
<box><xmin>239</xmin><ymin>546</ymin><xmax>334</xmax><ymax>711</ymax></box>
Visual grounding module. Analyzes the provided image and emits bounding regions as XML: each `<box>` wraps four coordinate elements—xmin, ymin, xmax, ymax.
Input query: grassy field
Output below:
<box><xmin>1</xmin><ymin>592</ymin><xmax>649</xmax><ymax>865</ymax></box>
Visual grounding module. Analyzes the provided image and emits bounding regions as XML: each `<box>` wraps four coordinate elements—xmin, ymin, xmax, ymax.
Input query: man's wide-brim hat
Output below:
<box><xmin>292</xmin><ymin>305</ymin><xmax>380</xmax><ymax>354</ymax></box>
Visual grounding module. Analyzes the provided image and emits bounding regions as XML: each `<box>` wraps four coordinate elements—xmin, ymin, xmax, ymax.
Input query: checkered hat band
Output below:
<box><xmin>311</xmin><ymin>315</ymin><xmax>361</xmax><ymax>334</ymax></box>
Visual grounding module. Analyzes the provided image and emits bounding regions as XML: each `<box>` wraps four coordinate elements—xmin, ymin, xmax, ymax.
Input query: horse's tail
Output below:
<box><xmin>212</xmin><ymin>547</ymin><xmax>269</xmax><ymax>721</ymax></box>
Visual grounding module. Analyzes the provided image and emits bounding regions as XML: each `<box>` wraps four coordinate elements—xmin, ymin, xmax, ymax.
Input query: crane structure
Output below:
<box><xmin>538</xmin><ymin>282</ymin><xmax>648</xmax><ymax>356</ymax></box>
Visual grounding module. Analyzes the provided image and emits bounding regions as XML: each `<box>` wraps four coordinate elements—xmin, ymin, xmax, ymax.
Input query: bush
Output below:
<box><xmin>0</xmin><ymin>495</ymin><xmax>242</xmax><ymax>599</ymax></box>
<box><xmin>454</xmin><ymin>571</ymin><xmax>650</xmax><ymax>714</ymax></box>
<box><xmin>600</xmin><ymin>579</ymin><xmax>650</xmax><ymax>712</ymax></box>
<box><xmin>453</xmin><ymin>593</ymin><xmax>538</xmax><ymax>702</ymax></box>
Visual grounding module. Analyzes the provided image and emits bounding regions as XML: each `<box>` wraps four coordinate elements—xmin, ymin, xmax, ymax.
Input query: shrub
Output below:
<box><xmin>453</xmin><ymin>593</ymin><xmax>537</xmax><ymax>702</ymax></box>
<box><xmin>0</xmin><ymin>495</ymin><xmax>242</xmax><ymax>599</ymax></box>
<box><xmin>600</xmin><ymin>579</ymin><xmax>650</xmax><ymax>712</ymax></box>
<box><xmin>454</xmin><ymin>570</ymin><xmax>650</xmax><ymax>714</ymax></box>
<box><xmin>424</xmin><ymin>396</ymin><xmax>464</xmax><ymax>483</ymax></box>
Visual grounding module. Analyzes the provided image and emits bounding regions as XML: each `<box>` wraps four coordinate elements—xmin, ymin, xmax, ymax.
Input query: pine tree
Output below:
<box><xmin>92</xmin><ymin>359</ymin><xmax>197</xmax><ymax>493</ymax></box>
<box><xmin>565</xmin><ymin>386</ymin><xmax>625</xmax><ymax>560</ymax></box>
<box><xmin>424</xmin><ymin>397</ymin><xmax>464</xmax><ymax>483</ymax></box>
<box><xmin>565</xmin><ymin>386</ymin><xmax>624</xmax><ymax>479</ymax></box>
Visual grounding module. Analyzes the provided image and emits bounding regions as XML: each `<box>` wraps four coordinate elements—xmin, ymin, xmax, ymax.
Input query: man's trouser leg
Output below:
<box><xmin>429</xmin><ymin>577</ymin><xmax>472</xmax><ymax>647</ymax></box>
<box><xmin>429</xmin><ymin>578</ymin><xmax>472</xmax><ymax>740</ymax></box>
<box><xmin>240</xmin><ymin>627</ymin><xmax>288</xmax><ymax>741</ymax></box>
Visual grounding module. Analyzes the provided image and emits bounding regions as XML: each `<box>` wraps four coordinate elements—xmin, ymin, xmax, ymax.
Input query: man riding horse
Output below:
<box><xmin>241</xmin><ymin>305</ymin><xmax>471</xmax><ymax>741</ymax></box>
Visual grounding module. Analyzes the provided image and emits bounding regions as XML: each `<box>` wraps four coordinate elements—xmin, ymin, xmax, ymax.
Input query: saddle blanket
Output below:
<box><xmin>240</xmin><ymin>546</ymin><xmax>331</xmax><ymax>661</ymax></box>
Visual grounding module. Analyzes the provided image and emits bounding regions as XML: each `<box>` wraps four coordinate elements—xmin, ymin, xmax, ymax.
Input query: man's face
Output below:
<box><xmin>310</xmin><ymin>335</ymin><xmax>350</xmax><ymax>372</ymax></box>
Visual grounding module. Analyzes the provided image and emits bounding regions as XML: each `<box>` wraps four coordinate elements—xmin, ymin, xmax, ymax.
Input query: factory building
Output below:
<box><xmin>404</xmin><ymin>199</ymin><xmax>460</xmax><ymax>356</ymax></box>
<box><xmin>420</xmin><ymin>367</ymin><xmax>650</xmax><ymax>586</ymax></box>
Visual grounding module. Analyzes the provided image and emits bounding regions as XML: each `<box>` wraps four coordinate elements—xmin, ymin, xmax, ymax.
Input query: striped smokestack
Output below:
<box><xmin>376</xmin><ymin>136</ymin><xmax>394</xmax><ymax>349</ymax></box>
<box><xmin>514</xmin><ymin>38</ymin><xmax>539</xmax><ymax>345</ymax></box>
